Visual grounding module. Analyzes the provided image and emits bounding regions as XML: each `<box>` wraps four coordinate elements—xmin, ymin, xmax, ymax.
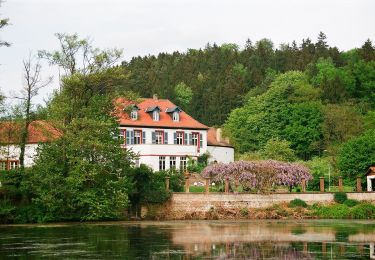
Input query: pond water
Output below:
<box><xmin>1</xmin><ymin>220</ymin><xmax>375</xmax><ymax>259</ymax></box>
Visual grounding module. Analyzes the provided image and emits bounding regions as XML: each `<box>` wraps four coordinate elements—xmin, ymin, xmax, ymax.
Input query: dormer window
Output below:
<box><xmin>172</xmin><ymin>111</ymin><xmax>179</xmax><ymax>122</ymax></box>
<box><xmin>126</xmin><ymin>104</ymin><xmax>140</xmax><ymax>121</ymax></box>
<box><xmin>131</xmin><ymin>110</ymin><xmax>138</xmax><ymax>120</ymax></box>
<box><xmin>153</xmin><ymin>110</ymin><xmax>159</xmax><ymax>121</ymax></box>
<box><xmin>146</xmin><ymin>106</ymin><xmax>161</xmax><ymax>121</ymax></box>
<box><xmin>166</xmin><ymin>106</ymin><xmax>182</xmax><ymax>122</ymax></box>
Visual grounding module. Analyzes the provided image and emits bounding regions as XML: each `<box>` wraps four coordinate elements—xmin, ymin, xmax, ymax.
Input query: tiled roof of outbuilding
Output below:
<box><xmin>207</xmin><ymin>128</ymin><xmax>233</xmax><ymax>147</ymax></box>
<box><xmin>0</xmin><ymin>120</ymin><xmax>62</xmax><ymax>144</ymax></box>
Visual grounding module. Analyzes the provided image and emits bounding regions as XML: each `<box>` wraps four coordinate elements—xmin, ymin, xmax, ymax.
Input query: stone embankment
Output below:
<box><xmin>142</xmin><ymin>192</ymin><xmax>375</xmax><ymax>220</ymax></box>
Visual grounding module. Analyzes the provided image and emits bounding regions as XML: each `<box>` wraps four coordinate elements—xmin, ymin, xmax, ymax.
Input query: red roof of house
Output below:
<box><xmin>207</xmin><ymin>128</ymin><xmax>233</xmax><ymax>147</ymax></box>
<box><xmin>114</xmin><ymin>97</ymin><xmax>209</xmax><ymax>130</ymax></box>
<box><xmin>0</xmin><ymin>120</ymin><xmax>62</xmax><ymax>144</ymax></box>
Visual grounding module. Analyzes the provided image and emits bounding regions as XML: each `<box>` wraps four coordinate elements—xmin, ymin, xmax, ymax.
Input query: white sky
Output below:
<box><xmin>0</xmin><ymin>0</ymin><xmax>374</xmax><ymax>105</ymax></box>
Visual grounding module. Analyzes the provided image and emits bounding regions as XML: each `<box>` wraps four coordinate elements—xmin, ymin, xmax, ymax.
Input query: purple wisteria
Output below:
<box><xmin>201</xmin><ymin>160</ymin><xmax>312</xmax><ymax>192</ymax></box>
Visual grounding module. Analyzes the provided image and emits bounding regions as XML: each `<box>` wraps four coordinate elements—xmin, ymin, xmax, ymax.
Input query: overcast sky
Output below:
<box><xmin>0</xmin><ymin>0</ymin><xmax>374</xmax><ymax>104</ymax></box>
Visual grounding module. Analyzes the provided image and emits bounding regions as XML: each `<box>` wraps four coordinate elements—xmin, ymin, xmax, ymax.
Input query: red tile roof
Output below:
<box><xmin>0</xmin><ymin>120</ymin><xmax>62</xmax><ymax>144</ymax></box>
<box><xmin>114</xmin><ymin>97</ymin><xmax>209</xmax><ymax>129</ymax></box>
<box><xmin>207</xmin><ymin>128</ymin><xmax>233</xmax><ymax>147</ymax></box>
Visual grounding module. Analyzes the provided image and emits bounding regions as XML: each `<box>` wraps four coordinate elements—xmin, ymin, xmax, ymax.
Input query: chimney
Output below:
<box><xmin>216</xmin><ymin>128</ymin><xmax>222</xmax><ymax>142</ymax></box>
<box><xmin>153</xmin><ymin>94</ymin><xmax>158</xmax><ymax>100</ymax></box>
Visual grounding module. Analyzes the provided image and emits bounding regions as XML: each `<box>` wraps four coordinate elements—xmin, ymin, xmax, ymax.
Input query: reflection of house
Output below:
<box><xmin>371</xmin><ymin>243</ymin><xmax>375</xmax><ymax>259</ymax></box>
<box><xmin>115</xmin><ymin>95</ymin><xmax>234</xmax><ymax>172</ymax></box>
<box><xmin>0</xmin><ymin>121</ymin><xmax>61</xmax><ymax>170</ymax></box>
<box><xmin>366</xmin><ymin>166</ymin><xmax>375</xmax><ymax>192</ymax></box>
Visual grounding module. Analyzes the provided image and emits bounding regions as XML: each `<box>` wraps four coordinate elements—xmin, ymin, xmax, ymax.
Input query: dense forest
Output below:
<box><xmin>1</xmin><ymin>31</ymin><xmax>375</xmax><ymax>223</ymax></box>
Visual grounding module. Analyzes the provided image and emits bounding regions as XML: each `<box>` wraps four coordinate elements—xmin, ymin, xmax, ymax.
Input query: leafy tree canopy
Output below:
<box><xmin>338</xmin><ymin>129</ymin><xmax>375</xmax><ymax>180</ymax></box>
<box><xmin>224</xmin><ymin>71</ymin><xmax>323</xmax><ymax>159</ymax></box>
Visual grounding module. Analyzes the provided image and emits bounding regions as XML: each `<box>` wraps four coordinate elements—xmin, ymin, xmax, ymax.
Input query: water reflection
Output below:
<box><xmin>0</xmin><ymin>220</ymin><xmax>374</xmax><ymax>259</ymax></box>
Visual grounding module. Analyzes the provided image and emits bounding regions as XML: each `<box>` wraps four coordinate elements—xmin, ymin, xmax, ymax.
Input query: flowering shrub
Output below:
<box><xmin>201</xmin><ymin>160</ymin><xmax>312</xmax><ymax>192</ymax></box>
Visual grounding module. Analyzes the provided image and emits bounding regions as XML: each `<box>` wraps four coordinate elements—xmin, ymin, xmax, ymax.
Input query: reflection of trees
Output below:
<box><xmin>0</xmin><ymin>222</ymin><xmax>373</xmax><ymax>259</ymax></box>
<box><xmin>190</xmin><ymin>242</ymin><xmax>314</xmax><ymax>259</ymax></box>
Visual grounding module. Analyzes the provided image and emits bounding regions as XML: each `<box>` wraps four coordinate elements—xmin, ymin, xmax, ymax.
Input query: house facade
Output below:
<box><xmin>115</xmin><ymin>95</ymin><xmax>234</xmax><ymax>172</ymax></box>
<box><xmin>0</xmin><ymin>121</ymin><xmax>61</xmax><ymax>170</ymax></box>
<box><xmin>0</xmin><ymin>96</ymin><xmax>234</xmax><ymax>172</ymax></box>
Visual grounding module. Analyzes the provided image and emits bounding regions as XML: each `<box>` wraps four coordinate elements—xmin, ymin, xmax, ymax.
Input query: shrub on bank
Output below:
<box><xmin>313</xmin><ymin>204</ymin><xmax>351</xmax><ymax>219</ymax></box>
<box><xmin>289</xmin><ymin>199</ymin><xmax>308</xmax><ymax>208</ymax></box>
<box><xmin>334</xmin><ymin>192</ymin><xmax>348</xmax><ymax>204</ymax></box>
<box><xmin>351</xmin><ymin>203</ymin><xmax>375</xmax><ymax>219</ymax></box>
<box><xmin>343</xmin><ymin>199</ymin><xmax>359</xmax><ymax>207</ymax></box>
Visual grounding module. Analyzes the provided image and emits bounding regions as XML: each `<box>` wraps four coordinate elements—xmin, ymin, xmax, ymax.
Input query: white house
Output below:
<box><xmin>0</xmin><ymin>96</ymin><xmax>234</xmax><ymax>172</ymax></box>
<box><xmin>115</xmin><ymin>95</ymin><xmax>234</xmax><ymax>171</ymax></box>
<box><xmin>0</xmin><ymin>121</ymin><xmax>61</xmax><ymax>170</ymax></box>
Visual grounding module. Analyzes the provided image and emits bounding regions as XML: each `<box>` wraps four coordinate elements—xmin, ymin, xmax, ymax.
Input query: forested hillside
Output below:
<box><xmin>120</xmin><ymin>32</ymin><xmax>375</xmax><ymax>178</ymax></box>
<box><xmin>121</xmin><ymin>32</ymin><xmax>374</xmax><ymax>126</ymax></box>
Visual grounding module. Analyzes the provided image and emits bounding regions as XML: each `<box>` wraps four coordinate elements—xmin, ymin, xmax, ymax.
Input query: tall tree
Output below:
<box><xmin>174</xmin><ymin>82</ymin><xmax>193</xmax><ymax>109</ymax></box>
<box><xmin>359</xmin><ymin>39</ymin><xmax>375</xmax><ymax>62</ymax></box>
<box><xmin>0</xmin><ymin>0</ymin><xmax>10</xmax><ymax>47</ymax></box>
<box><xmin>316</xmin><ymin>31</ymin><xmax>329</xmax><ymax>57</ymax></box>
<box><xmin>0</xmin><ymin>87</ymin><xmax>4</xmax><ymax>115</ymax></box>
<box><xmin>38</xmin><ymin>33</ymin><xmax>123</xmax><ymax>77</ymax></box>
<box><xmin>15</xmin><ymin>55</ymin><xmax>52</xmax><ymax>170</ymax></box>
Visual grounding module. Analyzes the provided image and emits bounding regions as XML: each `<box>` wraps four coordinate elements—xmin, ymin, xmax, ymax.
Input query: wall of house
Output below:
<box><xmin>207</xmin><ymin>146</ymin><xmax>234</xmax><ymax>164</ymax></box>
<box><xmin>0</xmin><ymin>144</ymin><xmax>38</xmax><ymax>167</ymax></box>
<box><xmin>120</xmin><ymin>127</ymin><xmax>208</xmax><ymax>171</ymax></box>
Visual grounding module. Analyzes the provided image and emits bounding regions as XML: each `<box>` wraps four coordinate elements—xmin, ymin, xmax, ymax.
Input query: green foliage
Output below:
<box><xmin>343</xmin><ymin>199</ymin><xmax>359</xmax><ymax>207</ymax></box>
<box><xmin>351</xmin><ymin>203</ymin><xmax>375</xmax><ymax>219</ymax></box>
<box><xmin>312</xmin><ymin>204</ymin><xmax>350</xmax><ymax>219</ymax></box>
<box><xmin>311</xmin><ymin>58</ymin><xmax>354</xmax><ymax>102</ymax></box>
<box><xmin>187</xmin><ymin>155</ymin><xmax>208</xmax><ymax>173</ymax></box>
<box><xmin>338</xmin><ymin>129</ymin><xmax>375</xmax><ymax>180</ymax></box>
<box><xmin>0</xmin><ymin>0</ymin><xmax>10</xmax><ymax>48</ymax></box>
<box><xmin>189</xmin><ymin>186</ymin><xmax>205</xmax><ymax>193</ymax></box>
<box><xmin>322</xmin><ymin>104</ymin><xmax>364</xmax><ymax>146</ymax></box>
<box><xmin>261</xmin><ymin>138</ymin><xmax>296</xmax><ymax>162</ymax></box>
<box><xmin>224</xmin><ymin>71</ymin><xmax>323</xmax><ymax>159</ymax></box>
<box><xmin>38</xmin><ymin>33</ymin><xmax>123</xmax><ymax>75</ymax></box>
<box><xmin>174</xmin><ymin>82</ymin><xmax>193</xmax><ymax>109</ymax></box>
<box><xmin>128</xmin><ymin>166</ymin><xmax>181</xmax><ymax>205</ymax></box>
<box><xmin>289</xmin><ymin>199</ymin><xmax>308</xmax><ymax>208</ymax></box>
<box><xmin>24</xmin><ymin>116</ymin><xmax>133</xmax><ymax>222</ymax></box>
<box><xmin>240</xmin><ymin>207</ymin><xmax>249</xmax><ymax>216</ymax></box>
<box><xmin>334</xmin><ymin>192</ymin><xmax>348</xmax><ymax>204</ymax></box>
<box><xmin>0</xmin><ymin>199</ymin><xmax>16</xmax><ymax>224</ymax></box>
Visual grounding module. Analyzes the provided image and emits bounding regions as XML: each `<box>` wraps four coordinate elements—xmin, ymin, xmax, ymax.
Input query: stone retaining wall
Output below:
<box><xmin>142</xmin><ymin>192</ymin><xmax>375</xmax><ymax>219</ymax></box>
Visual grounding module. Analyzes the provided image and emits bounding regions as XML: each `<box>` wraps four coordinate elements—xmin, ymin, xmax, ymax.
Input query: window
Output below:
<box><xmin>126</xmin><ymin>130</ymin><xmax>145</xmax><ymax>145</ymax></box>
<box><xmin>10</xmin><ymin>161</ymin><xmax>18</xmax><ymax>169</ymax></box>
<box><xmin>180</xmin><ymin>156</ymin><xmax>187</xmax><ymax>171</ymax></box>
<box><xmin>191</xmin><ymin>133</ymin><xmax>199</xmax><ymax>146</ymax></box>
<box><xmin>155</xmin><ymin>131</ymin><xmax>163</xmax><ymax>144</ymax></box>
<box><xmin>170</xmin><ymin>156</ymin><xmax>176</xmax><ymax>170</ymax></box>
<box><xmin>159</xmin><ymin>156</ymin><xmax>166</xmax><ymax>171</ymax></box>
<box><xmin>175</xmin><ymin>132</ymin><xmax>184</xmax><ymax>145</ymax></box>
<box><xmin>134</xmin><ymin>130</ymin><xmax>141</xmax><ymax>144</ymax></box>
<box><xmin>172</xmin><ymin>111</ymin><xmax>179</xmax><ymax>122</ymax></box>
<box><xmin>0</xmin><ymin>161</ymin><xmax>6</xmax><ymax>171</ymax></box>
<box><xmin>135</xmin><ymin>159</ymin><xmax>140</xmax><ymax>167</ymax></box>
<box><xmin>131</xmin><ymin>110</ymin><xmax>138</xmax><ymax>120</ymax></box>
<box><xmin>0</xmin><ymin>161</ymin><xmax>19</xmax><ymax>171</ymax></box>
<box><xmin>118</xmin><ymin>130</ymin><xmax>125</xmax><ymax>143</ymax></box>
<box><xmin>153</xmin><ymin>110</ymin><xmax>159</xmax><ymax>121</ymax></box>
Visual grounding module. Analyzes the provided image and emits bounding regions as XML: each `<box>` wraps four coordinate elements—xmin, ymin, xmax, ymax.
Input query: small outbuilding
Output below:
<box><xmin>207</xmin><ymin>128</ymin><xmax>234</xmax><ymax>164</ymax></box>
<box><xmin>366</xmin><ymin>166</ymin><xmax>375</xmax><ymax>192</ymax></box>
